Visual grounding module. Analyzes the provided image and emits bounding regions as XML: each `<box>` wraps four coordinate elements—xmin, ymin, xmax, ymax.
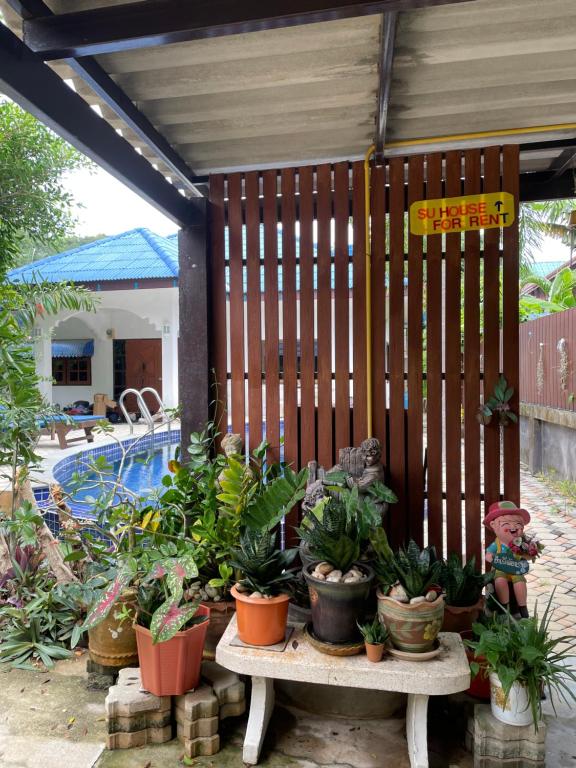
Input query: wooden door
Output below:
<box><xmin>124</xmin><ymin>339</ymin><xmax>162</xmax><ymax>413</ymax></box>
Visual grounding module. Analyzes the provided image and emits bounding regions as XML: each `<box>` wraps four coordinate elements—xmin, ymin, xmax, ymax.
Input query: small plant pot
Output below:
<box><xmin>231</xmin><ymin>585</ymin><xmax>290</xmax><ymax>646</ymax></box>
<box><xmin>442</xmin><ymin>597</ymin><xmax>484</xmax><ymax>634</ymax></box>
<box><xmin>303</xmin><ymin>562</ymin><xmax>374</xmax><ymax>645</ymax></box>
<box><xmin>135</xmin><ymin>604</ymin><xmax>210</xmax><ymax>696</ymax></box>
<box><xmin>489</xmin><ymin>673</ymin><xmax>533</xmax><ymax>727</ymax></box>
<box><xmin>365</xmin><ymin>642</ymin><xmax>385</xmax><ymax>662</ymax></box>
<box><xmin>88</xmin><ymin>590</ymin><xmax>138</xmax><ymax>668</ymax></box>
<box><xmin>377</xmin><ymin>589</ymin><xmax>444</xmax><ymax>653</ymax></box>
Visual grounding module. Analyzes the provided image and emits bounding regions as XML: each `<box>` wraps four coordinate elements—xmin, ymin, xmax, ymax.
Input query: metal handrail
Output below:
<box><xmin>140</xmin><ymin>387</ymin><xmax>171</xmax><ymax>438</ymax></box>
<box><xmin>118</xmin><ymin>388</ymin><xmax>154</xmax><ymax>434</ymax></box>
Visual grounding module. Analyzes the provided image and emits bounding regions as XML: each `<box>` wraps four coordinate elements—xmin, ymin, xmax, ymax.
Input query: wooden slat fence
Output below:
<box><xmin>208</xmin><ymin>147</ymin><xmax>520</xmax><ymax>556</ymax></box>
<box><xmin>519</xmin><ymin>308</ymin><xmax>576</xmax><ymax>411</ymax></box>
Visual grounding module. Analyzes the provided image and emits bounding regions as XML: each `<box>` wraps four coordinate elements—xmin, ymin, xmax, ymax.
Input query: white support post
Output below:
<box><xmin>243</xmin><ymin>676</ymin><xmax>275</xmax><ymax>765</ymax></box>
<box><xmin>33</xmin><ymin>328</ymin><xmax>53</xmax><ymax>404</ymax></box>
<box><xmin>406</xmin><ymin>694</ymin><xmax>429</xmax><ymax>768</ymax></box>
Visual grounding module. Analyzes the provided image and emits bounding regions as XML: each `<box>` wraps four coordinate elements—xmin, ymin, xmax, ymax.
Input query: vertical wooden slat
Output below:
<box><xmin>209</xmin><ymin>175</ymin><xmax>227</xmax><ymax>447</ymax></box>
<box><xmin>407</xmin><ymin>155</ymin><xmax>424</xmax><ymax>546</ymax></box>
<box><xmin>425</xmin><ymin>154</ymin><xmax>443</xmax><ymax>553</ymax></box>
<box><xmin>227</xmin><ymin>173</ymin><xmax>245</xmax><ymax>438</ymax></box>
<box><xmin>445</xmin><ymin>150</ymin><xmax>463</xmax><ymax>557</ymax></box>
<box><xmin>281</xmin><ymin>167</ymin><xmax>298</xmax><ymax>472</ymax></box>
<box><xmin>388</xmin><ymin>156</ymin><xmax>407</xmax><ymax>547</ymax></box>
<box><xmin>316</xmin><ymin>163</ymin><xmax>334</xmax><ymax>468</ymax></box>
<box><xmin>299</xmin><ymin>166</ymin><xmax>316</xmax><ymax>466</ymax></box>
<box><xmin>352</xmin><ymin>161</ymin><xmax>367</xmax><ymax>445</ymax></box>
<box><xmin>502</xmin><ymin>145</ymin><xmax>520</xmax><ymax>504</ymax></box>
<box><xmin>334</xmin><ymin>161</ymin><xmax>351</xmax><ymax>453</ymax></box>
<box><xmin>483</xmin><ymin>147</ymin><xmax>502</xmax><ymax>514</ymax></box>
<box><xmin>245</xmin><ymin>171</ymin><xmax>262</xmax><ymax>452</ymax></box>
<box><xmin>263</xmin><ymin>169</ymin><xmax>280</xmax><ymax>462</ymax></box>
<box><xmin>371</xmin><ymin>164</ymin><xmax>387</xmax><ymax>456</ymax></box>
<box><xmin>463</xmin><ymin>149</ymin><xmax>482</xmax><ymax>564</ymax></box>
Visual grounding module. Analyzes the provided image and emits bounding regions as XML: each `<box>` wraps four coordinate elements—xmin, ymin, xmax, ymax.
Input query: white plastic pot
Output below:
<box><xmin>489</xmin><ymin>673</ymin><xmax>533</xmax><ymax>727</ymax></box>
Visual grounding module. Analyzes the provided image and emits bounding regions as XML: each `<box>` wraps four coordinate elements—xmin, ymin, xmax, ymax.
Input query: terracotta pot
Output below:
<box><xmin>231</xmin><ymin>585</ymin><xmax>290</xmax><ymax>646</ymax></box>
<box><xmin>377</xmin><ymin>590</ymin><xmax>444</xmax><ymax>653</ymax></box>
<box><xmin>303</xmin><ymin>562</ymin><xmax>374</xmax><ymax>644</ymax></box>
<box><xmin>442</xmin><ymin>597</ymin><xmax>484</xmax><ymax>634</ymax></box>
<box><xmin>489</xmin><ymin>673</ymin><xmax>533</xmax><ymax>727</ymax></box>
<box><xmin>88</xmin><ymin>591</ymin><xmax>138</xmax><ymax>668</ymax></box>
<box><xmin>201</xmin><ymin>599</ymin><xmax>235</xmax><ymax>660</ymax></box>
<box><xmin>365</xmin><ymin>642</ymin><xmax>385</xmax><ymax>662</ymax></box>
<box><xmin>461</xmin><ymin>631</ymin><xmax>490</xmax><ymax>701</ymax></box>
<box><xmin>135</xmin><ymin>604</ymin><xmax>210</xmax><ymax>696</ymax></box>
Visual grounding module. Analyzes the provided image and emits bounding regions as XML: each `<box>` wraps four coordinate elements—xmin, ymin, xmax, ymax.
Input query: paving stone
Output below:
<box><xmin>220</xmin><ymin>699</ymin><xmax>247</xmax><ymax>720</ymax></box>
<box><xmin>175</xmin><ymin>713</ymin><xmax>219</xmax><ymax>739</ymax></box>
<box><xmin>178</xmin><ymin>733</ymin><xmax>220</xmax><ymax>758</ymax></box>
<box><xmin>174</xmin><ymin>684</ymin><xmax>219</xmax><ymax>720</ymax></box>
<box><xmin>201</xmin><ymin>660</ymin><xmax>245</xmax><ymax>705</ymax></box>
<box><xmin>467</xmin><ymin>703</ymin><xmax>546</xmax><ymax>768</ymax></box>
<box><xmin>105</xmin><ymin>683</ymin><xmax>171</xmax><ymax>718</ymax></box>
<box><xmin>106</xmin><ymin>724</ymin><xmax>173</xmax><ymax>750</ymax></box>
<box><xmin>108</xmin><ymin>708</ymin><xmax>173</xmax><ymax>734</ymax></box>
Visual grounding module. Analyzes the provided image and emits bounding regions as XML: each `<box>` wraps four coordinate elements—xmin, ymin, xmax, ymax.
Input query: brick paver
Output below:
<box><xmin>521</xmin><ymin>467</ymin><xmax>576</xmax><ymax>639</ymax></box>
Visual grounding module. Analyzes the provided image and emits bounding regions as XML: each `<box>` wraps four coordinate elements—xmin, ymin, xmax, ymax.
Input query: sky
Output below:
<box><xmin>65</xmin><ymin>166</ymin><xmax>572</xmax><ymax>265</ymax></box>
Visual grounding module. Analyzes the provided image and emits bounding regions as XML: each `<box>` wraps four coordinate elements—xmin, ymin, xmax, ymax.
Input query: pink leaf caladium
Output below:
<box><xmin>158</xmin><ymin>553</ymin><xmax>198</xmax><ymax>598</ymax></box>
<box><xmin>150</xmin><ymin>597</ymin><xmax>202</xmax><ymax>644</ymax></box>
<box><xmin>82</xmin><ymin>568</ymin><xmax>132</xmax><ymax>631</ymax></box>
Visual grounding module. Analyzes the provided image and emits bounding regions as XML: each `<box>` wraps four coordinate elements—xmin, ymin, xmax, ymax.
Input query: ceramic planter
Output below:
<box><xmin>489</xmin><ymin>673</ymin><xmax>533</xmax><ymax>727</ymax></box>
<box><xmin>365</xmin><ymin>642</ymin><xmax>385</xmax><ymax>662</ymax></box>
<box><xmin>231</xmin><ymin>585</ymin><xmax>290</xmax><ymax>646</ymax></box>
<box><xmin>377</xmin><ymin>590</ymin><xmax>444</xmax><ymax>653</ymax></box>
<box><xmin>135</xmin><ymin>604</ymin><xmax>210</xmax><ymax>696</ymax></box>
<box><xmin>88</xmin><ymin>591</ymin><xmax>138</xmax><ymax>668</ymax></box>
<box><xmin>442</xmin><ymin>597</ymin><xmax>484</xmax><ymax>634</ymax></box>
<box><xmin>303</xmin><ymin>562</ymin><xmax>374</xmax><ymax>644</ymax></box>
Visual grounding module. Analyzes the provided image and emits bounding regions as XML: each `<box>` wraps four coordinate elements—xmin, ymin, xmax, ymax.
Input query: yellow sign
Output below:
<box><xmin>409</xmin><ymin>192</ymin><xmax>515</xmax><ymax>236</ymax></box>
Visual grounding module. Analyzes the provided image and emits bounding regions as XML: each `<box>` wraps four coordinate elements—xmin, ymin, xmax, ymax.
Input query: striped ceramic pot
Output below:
<box><xmin>376</xmin><ymin>590</ymin><xmax>444</xmax><ymax>653</ymax></box>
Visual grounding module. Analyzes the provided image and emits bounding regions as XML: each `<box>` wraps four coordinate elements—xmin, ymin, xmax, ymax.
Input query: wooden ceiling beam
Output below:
<box><xmin>23</xmin><ymin>0</ymin><xmax>479</xmax><ymax>60</ymax></box>
<box><xmin>0</xmin><ymin>23</ymin><xmax>203</xmax><ymax>226</ymax></box>
<box><xmin>6</xmin><ymin>0</ymin><xmax>203</xmax><ymax>196</ymax></box>
<box><xmin>375</xmin><ymin>11</ymin><xmax>397</xmax><ymax>160</ymax></box>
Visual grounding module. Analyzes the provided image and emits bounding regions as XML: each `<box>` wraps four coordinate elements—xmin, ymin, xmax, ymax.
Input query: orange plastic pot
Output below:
<box><xmin>135</xmin><ymin>604</ymin><xmax>210</xmax><ymax>696</ymax></box>
<box><xmin>231</xmin><ymin>585</ymin><xmax>290</xmax><ymax>646</ymax></box>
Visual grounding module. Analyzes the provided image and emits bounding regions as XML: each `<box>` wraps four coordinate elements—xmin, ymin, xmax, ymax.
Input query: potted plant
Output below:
<box><xmin>229</xmin><ymin>528</ymin><xmax>298</xmax><ymax>646</ymax></box>
<box><xmin>372</xmin><ymin>530</ymin><xmax>444</xmax><ymax>653</ymax></box>
<box><xmin>299</xmin><ymin>496</ymin><xmax>374</xmax><ymax>645</ymax></box>
<box><xmin>440</xmin><ymin>554</ymin><xmax>491</xmax><ymax>634</ymax></box>
<box><xmin>357</xmin><ymin>616</ymin><xmax>389</xmax><ymax>662</ymax></box>
<box><xmin>83</xmin><ymin>549</ymin><xmax>210</xmax><ymax>696</ymax></box>
<box><xmin>466</xmin><ymin>596</ymin><xmax>576</xmax><ymax>728</ymax></box>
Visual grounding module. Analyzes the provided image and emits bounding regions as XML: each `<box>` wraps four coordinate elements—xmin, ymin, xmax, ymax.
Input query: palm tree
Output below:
<box><xmin>519</xmin><ymin>199</ymin><xmax>576</xmax><ymax>266</ymax></box>
<box><xmin>520</xmin><ymin>266</ymin><xmax>576</xmax><ymax>321</ymax></box>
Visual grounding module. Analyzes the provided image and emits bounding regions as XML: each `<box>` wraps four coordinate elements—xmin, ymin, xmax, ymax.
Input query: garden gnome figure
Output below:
<box><xmin>484</xmin><ymin>501</ymin><xmax>531</xmax><ymax>618</ymax></box>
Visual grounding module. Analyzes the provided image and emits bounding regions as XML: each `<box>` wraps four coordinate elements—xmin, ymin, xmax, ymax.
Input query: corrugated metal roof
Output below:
<box><xmin>8</xmin><ymin>228</ymin><xmax>178</xmax><ymax>284</ymax></box>
<box><xmin>52</xmin><ymin>339</ymin><xmax>94</xmax><ymax>358</ymax></box>
<box><xmin>530</xmin><ymin>261</ymin><xmax>565</xmax><ymax>279</ymax></box>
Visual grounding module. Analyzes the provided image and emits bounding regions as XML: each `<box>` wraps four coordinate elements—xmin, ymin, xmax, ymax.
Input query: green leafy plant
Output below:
<box><xmin>477</xmin><ymin>375</ymin><xmax>517</xmax><ymax>427</ymax></box>
<box><xmin>371</xmin><ymin>529</ymin><xmax>441</xmax><ymax>600</ymax></box>
<box><xmin>440</xmin><ymin>554</ymin><xmax>492</xmax><ymax>607</ymax></box>
<box><xmin>229</xmin><ymin>529</ymin><xmax>298</xmax><ymax>597</ymax></box>
<box><xmin>357</xmin><ymin>616</ymin><xmax>389</xmax><ymax>645</ymax></box>
<box><xmin>297</xmin><ymin>496</ymin><xmax>362</xmax><ymax>573</ymax></box>
<box><xmin>466</xmin><ymin>594</ymin><xmax>576</xmax><ymax>729</ymax></box>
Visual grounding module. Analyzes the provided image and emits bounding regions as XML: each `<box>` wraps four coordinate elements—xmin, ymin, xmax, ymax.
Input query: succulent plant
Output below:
<box><xmin>440</xmin><ymin>553</ymin><xmax>491</xmax><ymax>607</ymax></box>
<box><xmin>371</xmin><ymin>529</ymin><xmax>441</xmax><ymax>600</ymax></box>
<box><xmin>229</xmin><ymin>529</ymin><xmax>298</xmax><ymax>597</ymax></box>
<box><xmin>297</xmin><ymin>496</ymin><xmax>361</xmax><ymax>574</ymax></box>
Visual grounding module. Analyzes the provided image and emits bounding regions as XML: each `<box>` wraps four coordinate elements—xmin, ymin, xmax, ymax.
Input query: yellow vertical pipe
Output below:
<box><xmin>364</xmin><ymin>144</ymin><xmax>375</xmax><ymax>438</ymax></box>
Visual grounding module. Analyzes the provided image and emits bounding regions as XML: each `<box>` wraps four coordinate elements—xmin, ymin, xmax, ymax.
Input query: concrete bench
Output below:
<box><xmin>216</xmin><ymin>616</ymin><xmax>470</xmax><ymax>768</ymax></box>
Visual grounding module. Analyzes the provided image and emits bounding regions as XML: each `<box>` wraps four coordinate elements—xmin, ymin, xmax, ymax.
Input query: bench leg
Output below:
<box><xmin>406</xmin><ymin>693</ymin><xmax>429</xmax><ymax>768</ymax></box>
<box><xmin>243</xmin><ymin>677</ymin><xmax>274</xmax><ymax>765</ymax></box>
<box><xmin>84</xmin><ymin>427</ymin><xmax>94</xmax><ymax>443</ymax></box>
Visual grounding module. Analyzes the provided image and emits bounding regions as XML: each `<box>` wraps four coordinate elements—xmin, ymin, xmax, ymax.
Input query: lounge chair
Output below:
<box><xmin>39</xmin><ymin>414</ymin><xmax>104</xmax><ymax>449</ymax></box>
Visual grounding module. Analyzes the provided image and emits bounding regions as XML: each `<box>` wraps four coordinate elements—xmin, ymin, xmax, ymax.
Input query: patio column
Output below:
<box><xmin>178</xmin><ymin>204</ymin><xmax>209</xmax><ymax>455</ymax></box>
<box><xmin>161</xmin><ymin>302</ymin><xmax>179</xmax><ymax>409</ymax></box>
<box><xmin>33</xmin><ymin>327</ymin><xmax>53</xmax><ymax>404</ymax></box>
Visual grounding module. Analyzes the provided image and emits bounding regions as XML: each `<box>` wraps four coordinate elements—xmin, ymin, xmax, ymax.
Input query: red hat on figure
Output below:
<box><xmin>483</xmin><ymin>500</ymin><xmax>530</xmax><ymax>528</ymax></box>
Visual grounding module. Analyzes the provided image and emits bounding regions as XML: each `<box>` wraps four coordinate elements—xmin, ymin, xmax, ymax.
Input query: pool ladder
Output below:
<box><xmin>118</xmin><ymin>387</ymin><xmax>171</xmax><ymax>439</ymax></box>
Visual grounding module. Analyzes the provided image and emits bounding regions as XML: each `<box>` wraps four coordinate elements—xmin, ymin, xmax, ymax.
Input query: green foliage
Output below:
<box><xmin>229</xmin><ymin>529</ymin><xmax>298</xmax><ymax>597</ymax></box>
<box><xmin>479</xmin><ymin>375</ymin><xmax>517</xmax><ymax>426</ymax></box>
<box><xmin>440</xmin><ymin>554</ymin><xmax>491</xmax><ymax>607</ymax></box>
<box><xmin>243</xmin><ymin>466</ymin><xmax>308</xmax><ymax>531</ymax></box>
<box><xmin>520</xmin><ymin>266</ymin><xmax>576</xmax><ymax>320</ymax></box>
<box><xmin>371</xmin><ymin>529</ymin><xmax>441</xmax><ymax>600</ymax></box>
<box><xmin>0</xmin><ymin>101</ymin><xmax>91</xmax><ymax>275</ymax></box>
<box><xmin>519</xmin><ymin>200</ymin><xmax>576</xmax><ymax>266</ymax></box>
<box><xmin>357</xmin><ymin>615</ymin><xmax>389</xmax><ymax>645</ymax></box>
<box><xmin>297</xmin><ymin>496</ymin><xmax>361</xmax><ymax>573</ymax></box>
<box><xmin>466</xmin><ymin>594</ymin><xmax>576</xmax><ymax>729</ymax></box>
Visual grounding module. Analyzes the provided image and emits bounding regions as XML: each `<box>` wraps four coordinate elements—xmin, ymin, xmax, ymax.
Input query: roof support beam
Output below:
<box><xmin>520</xmin><ymin>171</ymin><xmax>576</xmax><ymax>203</ymax></box>
<box><xmin>23</xmin><ymin>0</ymin><xmax>479</xmax><ymax>60</ymax></box>
<box><xmin>375</xmin><ymin>11</ymin><xmax>397</xmax><ymax>160</ymax></box>
<box><xmin>549</xmin><ymin>148</ymin><xmax>576</xmax><ymax>179</ymax></box>
<box><xmin>6</xmin><ymin>0</ymin><xmax>203</xmax><ymax>197</ymax></box>
<box><xmin>0</xmin><ymin>23</ymin><xmax>203</xmax><ymax>226</ymax></box>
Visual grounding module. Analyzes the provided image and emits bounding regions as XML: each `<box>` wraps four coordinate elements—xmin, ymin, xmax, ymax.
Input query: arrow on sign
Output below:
<box><xmin>494</xmin><ymin>200</ymin><xmax>504</xmax><ymax>212</ymax></box>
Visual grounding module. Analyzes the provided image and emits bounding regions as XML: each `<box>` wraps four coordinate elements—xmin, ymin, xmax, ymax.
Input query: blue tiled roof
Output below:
<box><xmin>8</xmin><ymin>228</ymin><xmax>179</xmax><ymax>284</ymax></box>
<box><xmin>529</xmin><ymin>261</ymin><xmax>565</xmax><ymax>279</ymax></box>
